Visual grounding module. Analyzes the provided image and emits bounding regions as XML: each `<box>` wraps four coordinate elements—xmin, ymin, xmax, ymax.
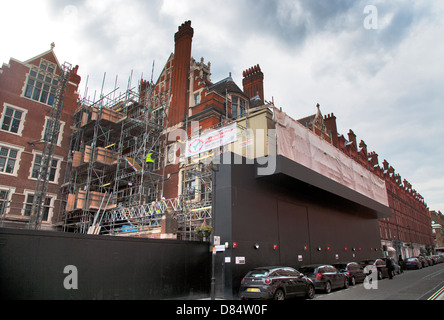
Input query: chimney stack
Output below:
<box><xmin>323</xmin><ymin>113</ymin><xmax>338</xmax><ymax>147</ymax></box>
<box><xmin>170</xmin><ymin>20</ymin><xmax>194</xmax><ymax>126</ymax></box>
<box><xmin>242</xmin><ymin>64</ymin><xmax>264</xmax><ymax>102</ymax></box>
<box><xmin>347</xmin><ymin>129</ymin><xmax>357</xmax><ymax>153</ymax></box>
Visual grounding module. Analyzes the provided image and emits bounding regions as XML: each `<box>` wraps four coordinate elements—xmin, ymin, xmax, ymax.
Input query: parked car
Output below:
<box><xmin>425</xmin><ymin>256</ymin><xmax>434</xmax><ymax>266</ymax></box>
<box><xmin>360</xmin><ymin>259</ymin><xmax>390</xmax><ymax>279</ymax></box>
<box><xmin>239</xmin><ymin>266</ymin><xmax>315</xmax><ymax>300</ymax></box>
<box><xmin>332</xmin><ymin>262</ymin><xmax>367</xmax><ymax>286</ymax></box>
<box><xmin>416</xmin><ymin>256</ymin><xmax>428</xmax><ymax>268</ymax></box>
<box><xmin>404</xmin><ymin>257</ymin><xmax>422</xmax><ymax>270</ymax></box>
<box><xmin>299</xmin><ymin>264</ymin><xmax>348</xmax><ymax>293</ymax></box>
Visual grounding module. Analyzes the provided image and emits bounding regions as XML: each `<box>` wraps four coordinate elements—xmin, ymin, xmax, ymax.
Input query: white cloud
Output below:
<box><xmin>1</xmin><ymin>0</ymin><xmax>443</xmax><ymax>212</ymax></box>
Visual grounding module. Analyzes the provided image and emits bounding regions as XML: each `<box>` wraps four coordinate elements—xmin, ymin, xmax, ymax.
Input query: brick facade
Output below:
<box><xmin>153</xmin><ymin>21</ymin><xmax>264</xmax><ymax>203</ymax></box>
<box><xmin>0</xmin><ymin>46</ymin><xmax>80</xmax><ymax>230</ymax></box>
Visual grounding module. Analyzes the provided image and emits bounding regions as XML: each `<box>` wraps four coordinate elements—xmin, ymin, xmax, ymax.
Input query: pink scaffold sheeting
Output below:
<box><xmin>273</xmin><ymin>107</ymin><xmax>389</xmax><ymax>206</ymax></box>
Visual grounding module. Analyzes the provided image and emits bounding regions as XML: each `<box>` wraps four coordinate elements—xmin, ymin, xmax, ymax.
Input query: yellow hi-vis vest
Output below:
<box><xmin>146</xmin><ymin>153</ymin><xmax>154</xmax><ymax>163</ymax></box>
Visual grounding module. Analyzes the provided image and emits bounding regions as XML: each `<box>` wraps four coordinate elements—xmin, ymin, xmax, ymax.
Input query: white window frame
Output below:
<box><xmin>28</xmin><ymin>150</ymin><xmax>63</xmax><ymax>184</ymax></box>
<box><xmin>166</xmin><ymin>143</ymin><xmax>176</xmax><ymax>166</ymax></box>
<box><xmin>194</xmin><ymin>92</ymin><xmax>200</xmax><ymax>105</ymax></box>
<box><xmin>22</xmin><ymin>189</ymin><xmax>56</xmax><ymax>223</ymax></box>
<box><xmin>0</xmin><ymin>185</ymin><xmax>15</xmax><ymax>216</ymax></box>
<box><xmin>41</xmin><ymin>116</ymin><xmax>65</xmax><ymax>146</ymax></box>
<box><xmin>22</xmin><ymin>59</ymin><xmax>60</xmax><ymax>106</ymax></box>
<box><xmin>0</xmin><ymin>142</ymin><xmax>24</xmax><ymax>177</ymax></box>
<box><xmin>0</xmin><ymin>103</ymin><xmax>28</xmax><ymax>136</ymax></box>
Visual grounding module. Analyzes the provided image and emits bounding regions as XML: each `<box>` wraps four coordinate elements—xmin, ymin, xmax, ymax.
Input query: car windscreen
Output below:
<box><xmin>247</xmin><ymin>269</ymin><xmax>270</xmax><ymax>277</ymax></box>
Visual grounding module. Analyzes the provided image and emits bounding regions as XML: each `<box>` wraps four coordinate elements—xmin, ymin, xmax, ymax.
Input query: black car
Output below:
<box><xmin>298</xmin><ymin>264</ymin><xmax>348</xmax><ymax>293</ymax></box>
<box><xmin>239</xmin><ymin>266</ymin><xmax>315</xmax><ymax>300</ymax></box>
<box><xmin>360</xmin><ymin>259</ymin><xmax>390</xmax><ymax>279</ymax></box>
<box><xmin>332</xmin><ymin>262</ymin><xmax>367</xmax><ymax>286</ymax></box>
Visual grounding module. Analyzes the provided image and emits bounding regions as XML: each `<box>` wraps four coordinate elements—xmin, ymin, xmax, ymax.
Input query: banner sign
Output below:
<box><xmin>186</xmin><ymin>123</ymin><xmax>237</xmax><ymax>157</ymax></box>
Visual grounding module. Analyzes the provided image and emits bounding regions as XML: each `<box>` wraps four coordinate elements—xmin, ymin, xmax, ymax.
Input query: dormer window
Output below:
<box><xmin>24</xmin><ymin>59</ymin><xmax>59</xmax><ymax>106</ymax></box>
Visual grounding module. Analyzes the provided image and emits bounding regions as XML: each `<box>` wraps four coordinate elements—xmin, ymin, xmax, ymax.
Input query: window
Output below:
<box><xmin>30</xmin><ymin>154</ymin><xmax>59</xmax><ymax>182</ymax></box>
<box><xmin>0</xmin><ymin>146</ymin><xmax>18</xmax><ymax>174</ymax></box>
<box><xmin>284</xmin><ymin>268</ymin><xmax>301</xmax><ymax>277</ymax></box>
<box><xmin>147</xmin><ymin>184</ymin><xmax>158</xmax><ymax>203</ymax></box>
<box><xmin>194</xmin><ymin>93</ymin><xmax>200</xmax><ymax>105</ymax></box>
<box><xmin>240</xmin><ymin>99</ymin><xmax>247</xmax><ymax>117</ymax></box>
<box><xmin>152</xmin><ymin>108</ymin><xmax>164</xmax><ymax>127</ymax></box>
<box><xmin>151</xmin><ymin>145</ymin><xmax>160</xmax><ymax>171</ymax></box>
<box><xmin>182</xmin><ymin>170</ymin><xmax>196</xmax><ymax>200</ymax></box>
<box><xmin>42</xmin><ymin>117</ymin><xmax>65</xmax><ymax>146</ymax></box>
<box><xmin>232</xmin><ymin>96</ymin><xmax>238</xmax><ymax>119</ymax></box>
<box><xmin>166</xmin><ymin>144</ymin><xmax>174</xmax><ymax>165</ymax></box>
<box><xmin>24</xmin><ymin>60</ymin><xmax>59</xmax><ymax>106</ymax></box>
<box><xmin>1</xmin><ymin>107</ymin><xmax>22</xmax><ymax>133</ymax></box>
<box><xmin>23</xmin><ymin>193</ymin><xmax>53</xmax><ymax>222</ymax></box>
<box><xmin>231</xmin><ymin>96</ymin><xmax>248</xmax><ymax>119</ymax></box>
<box><xmin>1</xmin><ymin>105</ymin><xmax>27</xmax><ymax>136</ymax></box>
<box><xmin>0</xmin><ymin>189</ymin><xmax>10</xmax><ymax>215</ymax></box>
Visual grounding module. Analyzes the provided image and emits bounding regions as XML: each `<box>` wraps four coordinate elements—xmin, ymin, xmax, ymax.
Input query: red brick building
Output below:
<box><xmin>133</xmin><ymin>20</ymin><xmax>435</xmax><ymax>249</ymax></box>
<box><xmin>299</xmin><ymin>107</ymin><xmax>434</xmax><ymax>258</ymax></box>
<box><xmin>154</xmin><ymin>21</ymin><xmax>264</xmax><ymax>203</ymax></box>
<box><xmin>430</xmin><ymin>210</ymin><xmax>444</xmax><ymax>253</ymax></box>
<box><xmin>0</xmin><ymin>44</ymin><xmax>81</xmax><ymax>230</ymax></box>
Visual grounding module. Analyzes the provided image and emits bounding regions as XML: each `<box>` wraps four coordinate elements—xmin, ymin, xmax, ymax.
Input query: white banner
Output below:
<box><xmin>186</xmin><ymin>123</ymin><xmax>237</xmax><ymax>157</ymax></box>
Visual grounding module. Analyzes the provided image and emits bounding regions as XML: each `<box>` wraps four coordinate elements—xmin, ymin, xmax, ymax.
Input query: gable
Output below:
<box><xmin>24</xmin><ymin>49</ymin><xmax>61</xmax><ymax>73</ymax></box>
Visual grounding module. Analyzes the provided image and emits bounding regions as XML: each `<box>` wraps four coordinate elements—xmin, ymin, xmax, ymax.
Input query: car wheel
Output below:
<box><xmin>273</xmin><ymin>289</ymin><xmax>285</xmax><ymax>300</ymax></box>
<box><xmin>343</xmin><ymin>278</ymin><xmax>349</xmax><ymax>289</ymax></box>
<box><xmin>377</xmin><ymin>270</ymin><xmax>382</xmax><ymax>280</ymax></box>
<box><xmin>306</xmin><ymin>284</ymin><xmax>315</xmax><ymax>300</ymax></box>
<box><xmin>350</xmin><ymin>276</ymin><xmax>356</xmax><ymax>286</ymax></box>
<box><xmin>324</xmin><ymin>281</ymin><xmax>332</xmax><ymax>294</ymax></box>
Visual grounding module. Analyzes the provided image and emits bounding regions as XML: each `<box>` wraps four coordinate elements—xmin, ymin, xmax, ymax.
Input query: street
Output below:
<box><xmin>314</xmin><ymin>263</ymin><xmax>444</xmax><ymax>300</ymax></box>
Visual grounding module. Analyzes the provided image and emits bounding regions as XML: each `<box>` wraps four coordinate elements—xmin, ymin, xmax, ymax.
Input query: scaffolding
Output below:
<box><xmin>61</xmin><ymin>80</ymin><xmax>169</xmax><ymax>234</ymax></box>
<box><xmin>176</xmin><ymin>156</ymin><xmax>214</xmax><ymax>240</ymax></box>
<box><xmin>29</xmin><ymin>62</ymin><xmax>72</xmax><ymax>230</ymax></box>
<box><xmin>60</xmin><ymin>71</ymin><xmax>249</xmax><ymax>240</ymax></box>
<box><xmin>175</xmin><ymin>120</ymin><xmax>247</xmax><ymax>241</ymax></box>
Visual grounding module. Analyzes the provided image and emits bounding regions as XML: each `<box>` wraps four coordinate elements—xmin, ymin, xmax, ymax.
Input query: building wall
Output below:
<box><xmin>430</xmin><ymin>210</ymin><xmax>444</xmax><ymax>252</ymax></box>
<box><xmin>215</xmin><ymin>154</ymin><xmax>382</xmax><ymax>299</ymax></box>
<box><xmin>0</xmin><ymin>49</ymin><xmax>80</xmax><ymax>230</ymax></box>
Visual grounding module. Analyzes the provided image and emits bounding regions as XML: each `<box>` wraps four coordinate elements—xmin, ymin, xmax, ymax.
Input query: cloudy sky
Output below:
<box><xmin>1</xmin><ymin>0</ymin><xmax>443</xmax><ymax>213</ymax></box>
